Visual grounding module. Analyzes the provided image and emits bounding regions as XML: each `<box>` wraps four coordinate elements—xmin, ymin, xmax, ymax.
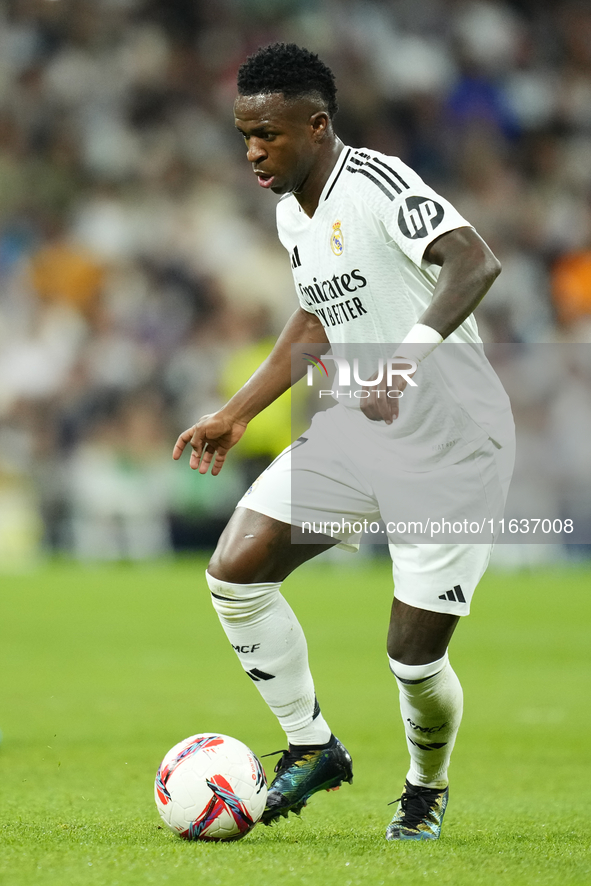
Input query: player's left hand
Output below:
<box><xmin>360</xmin><ymin>371</ymin><xmax>409</xmax><ymax>424</ymax></box>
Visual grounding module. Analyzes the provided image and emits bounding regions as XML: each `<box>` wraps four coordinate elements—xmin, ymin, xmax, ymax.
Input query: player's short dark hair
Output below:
<box><xmin>237</xmin><ymin>43</ymin><xmax>338</xmax><ymax>118</ymax></box>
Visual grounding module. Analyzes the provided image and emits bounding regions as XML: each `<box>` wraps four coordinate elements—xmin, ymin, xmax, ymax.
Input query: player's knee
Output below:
<box><xmin>387</xmin><ymin>620</ymin><xmax>420</xmax><ymax>663</ymax></box>
<box><xmin>386</xmin><ymin>629</ymin><xmax>449</xmax><ymax>665</ymax></box>
<box><xmin>207</xmin><ymin>535</ymin><xmax>275</xmax><ymax>584</ymax></box>
<box><xmin>386</xmin><ymin>636</ymin><xmax>451</xmax><ymax>665</ymax></box>
<box><xmin>387</xmin><ymin>600</ymin><xmax>459</xmax><ymax>663</ymax></box>
<box><xmin>207</xmin><ymin>547</ymin><xmax>255</xmax><ymax>584</ymax></box>
<box><xmin>207</xmin><ymin>509</ymin><xmax>294</xmax><ymax>583</ymax></box>
<box><xmin>387</xmin><ymin>638</ymin><xmax>421</xmax><ymax>665</ymax></box>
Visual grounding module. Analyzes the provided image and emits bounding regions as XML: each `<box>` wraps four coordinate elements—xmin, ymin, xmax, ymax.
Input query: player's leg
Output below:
<box><xmin>206</xmin><ymin>506</ymin><xmax>353</xmax><ymax>822</ymax></box>
<box><xmin>207</xmin><ymin>418</ymin><xmax>374</xmax><ymax>749</ymax></box>
<box><xmin>374</xmin><ymin>434</ymin><xmax>512</xmax><ymax>840</ymax></box>
<box><xmin>208</xmin><ymin>504</ymin><xmax>336</xmax><ymax>583</ymax></box>
<box><xmin>207</xmin><ymin>505</ymin><xmax>337</xmax><ymax>746</ymax></box>
<box><xmin>205</xmin><ymin>417</ymin><xmax>379</xmax><ymax>821</ymax></box>
<box><xmin>387</xmin><ymin>597</ymin><xmax>462</xmax><ymax>793</ymax></box>
<box><xmin>387</xmin><ymin>597</ymin><xmax>459</xmax><ymax>665</ymax></box>
<box><xmin>384</xmin><ymin>542</ymin><xmax>491</xmax><ymax>840</ymax></box>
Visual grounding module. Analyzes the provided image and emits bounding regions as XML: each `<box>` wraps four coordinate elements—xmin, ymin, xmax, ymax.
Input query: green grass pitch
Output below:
<box><xmin>0</xmin><ymin>556</ymin><xmax>590</xmax><ymax>886</ymax></box>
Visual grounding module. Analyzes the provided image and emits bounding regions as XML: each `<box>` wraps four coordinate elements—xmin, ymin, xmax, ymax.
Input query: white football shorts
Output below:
<box><xmin>237</xmin><ymin>404</ymin><xmax>514</xmax><ymax>616</ymax></box>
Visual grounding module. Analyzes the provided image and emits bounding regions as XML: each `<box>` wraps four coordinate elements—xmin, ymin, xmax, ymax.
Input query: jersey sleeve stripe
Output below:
<box><xmin>371</xmin><ymin>156</ymin><xmax>410</xmax><ymax>189</ymax></box>
<box><xmin>365</xmin><ymin>160</ymin><xmax>404</xmax><ymax>194</ymax></box>
<box><xmin>346</xmin><ymin>165</ymin><xmax>397</xmax><ymax>201</ymax></box>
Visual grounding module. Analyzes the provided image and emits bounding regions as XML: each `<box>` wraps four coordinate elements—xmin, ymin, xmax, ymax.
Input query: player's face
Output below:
<box><xmin>234</xmin><ymin>93</ymin><xmax>326</xmax><ymax>196</ymax></box>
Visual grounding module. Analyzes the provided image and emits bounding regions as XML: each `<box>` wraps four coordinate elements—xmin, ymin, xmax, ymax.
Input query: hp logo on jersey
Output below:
<box><xmin>398</xmin><ymin>196</ymin><xmax>444</xmax><ymax>240</ymax></box>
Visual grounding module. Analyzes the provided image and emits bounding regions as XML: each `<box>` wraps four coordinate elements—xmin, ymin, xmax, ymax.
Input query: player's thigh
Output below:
<box><xmin>378</xmin><ymin>440</ymin><xmax>506</xmax><ymax>547</ymax></box>
<box><xmin>380</xmin><ymin>440</ymin><xmax>506</xmax><ymax>615</ymax></box>
<box><xmin>237</xmin><ymin>424</ymin><xmax>379</xmax><ymax>550</ymax></box>
<box><xmin>208</xmin><ymin>507</ymin><xmax>291</xmax><ymax>583</ymax></box>
<box><xmin>208</xmin><ymin>507</ymin><xmax>336</xmax><ymax>584</ymax></box>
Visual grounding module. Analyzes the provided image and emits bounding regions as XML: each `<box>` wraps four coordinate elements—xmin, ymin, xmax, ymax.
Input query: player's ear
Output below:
<box><xmin>310</xmin><ymin>111</ymin><xmax>330</xmax><ymax>142</ymax></box>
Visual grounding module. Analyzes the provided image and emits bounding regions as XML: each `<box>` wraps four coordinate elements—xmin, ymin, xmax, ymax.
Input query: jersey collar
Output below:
<box><xmin>319</xmin><ymin>144</ymin><xmax>351</xmax><ymax>204</ymax></box>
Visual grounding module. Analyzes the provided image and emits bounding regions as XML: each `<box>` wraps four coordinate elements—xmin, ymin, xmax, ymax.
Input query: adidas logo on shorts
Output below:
<box><xmin>438</xmin><ymin>585</ymin><xmax>466</xmax><ymax>603</ymax></box>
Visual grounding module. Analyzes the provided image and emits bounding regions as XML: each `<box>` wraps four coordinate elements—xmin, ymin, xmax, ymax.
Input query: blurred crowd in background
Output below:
<box><xmin>1</xmin><ymin>0</ymin><xmax>591</xmax><ymax>566</ymax></box>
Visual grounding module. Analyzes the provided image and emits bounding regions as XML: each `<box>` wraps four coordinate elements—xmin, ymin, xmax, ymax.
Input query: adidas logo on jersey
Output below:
<box><xmin>438</xmin><ymin>585</ymin><xmax>466</xmax><ymax>603</ymax></box>
<box><xmin>291</xmin><ymin>245</ymin><xmax>302</xmax><ymax>268</ymax></box>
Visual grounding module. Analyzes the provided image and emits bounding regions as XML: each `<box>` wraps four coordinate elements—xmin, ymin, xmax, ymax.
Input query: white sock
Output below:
<box><xmin>206</xmin><ymin>570</ymin><xmax>332</xmax><ymax>746</ymax></box>
<box><xmin>388</xmin><ymin>652</ymin><xmax>463</xmax><ymax>789</ymax></box>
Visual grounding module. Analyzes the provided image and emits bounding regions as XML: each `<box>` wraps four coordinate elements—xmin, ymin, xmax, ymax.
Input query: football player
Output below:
<box><xmin>174</xmin><ymin>43</ymin><xmax>514</xmax><ymax>841</ymax></box>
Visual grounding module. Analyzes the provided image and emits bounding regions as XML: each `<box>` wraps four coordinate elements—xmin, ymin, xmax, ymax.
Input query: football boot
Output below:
<box><xmin>261</xmin><ymin>735</ymin><xmax>353</xmax><ymax>825</ymax></box>
<box><xmin>385</xmin><ymin>780</ymin><xmax>449</xmax><ymax>841</ymax></box>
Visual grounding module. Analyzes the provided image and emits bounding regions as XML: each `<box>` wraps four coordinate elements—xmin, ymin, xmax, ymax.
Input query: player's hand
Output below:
<box><xmin>172</xmin><ymin>411</ymin><xmax>248</xmax><ymax>475</ymax></box>
<box><xmin>360</xmin><ymin>371</ymin><xmax>410</xmax><ymax>424</ymax></box>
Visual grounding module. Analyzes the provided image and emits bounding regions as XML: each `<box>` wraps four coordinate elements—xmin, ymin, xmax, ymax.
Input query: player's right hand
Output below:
<box><xmin>172</xmin><ymin>411</ymin><xmax>248</xmax><ymax>475</ymax></box>
<box><xmin>360</xmin><ymin>372</ymin><xmax>408</xmax><ymax>424</ymax></box>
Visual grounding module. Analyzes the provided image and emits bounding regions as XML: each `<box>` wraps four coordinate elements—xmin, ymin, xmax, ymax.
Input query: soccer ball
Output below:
<box><xmin>154</xmin><ymin>733</ymin><xmax>267</xmax><ymax>841</ymax></box>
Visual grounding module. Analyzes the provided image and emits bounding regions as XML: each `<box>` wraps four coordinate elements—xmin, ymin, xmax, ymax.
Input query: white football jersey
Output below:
<box><xmin>276</xmin><ymin>145</ymin><xmax>514</xmax><ymax>467</ymax></box>
<box><xmin>277</xmin><ymin>144</ymin><xmax>478</xmax><ymax>344</ymax></box>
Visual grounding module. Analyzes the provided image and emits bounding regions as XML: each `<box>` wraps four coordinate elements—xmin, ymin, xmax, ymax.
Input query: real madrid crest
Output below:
<box><xmin>330</xmin><ymin>220</ymin><xmax>344</xmax><ymax>256</ymax></box>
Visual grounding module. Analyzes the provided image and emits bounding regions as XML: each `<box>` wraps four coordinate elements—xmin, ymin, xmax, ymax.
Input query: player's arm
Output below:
<box><xmin>418</xmin><ymin>226</ymin><xmax>501</xmax><ymax>338</ymax></box>
<box><xmin>173</xmin><ymin>308</ymin><xmax>327</xmax><ymax>475</ymax></box>
<box><xmin>362</xmin><ymin>226</ymin><xmax>500</xmax><ymax>424</ymax></box>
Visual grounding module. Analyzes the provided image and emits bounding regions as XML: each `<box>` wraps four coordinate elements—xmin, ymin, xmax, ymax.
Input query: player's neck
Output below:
<box><xmin>295</xmin><ymin>138</ymin><xmax>344</xmax><ymax>218</ymax></box>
